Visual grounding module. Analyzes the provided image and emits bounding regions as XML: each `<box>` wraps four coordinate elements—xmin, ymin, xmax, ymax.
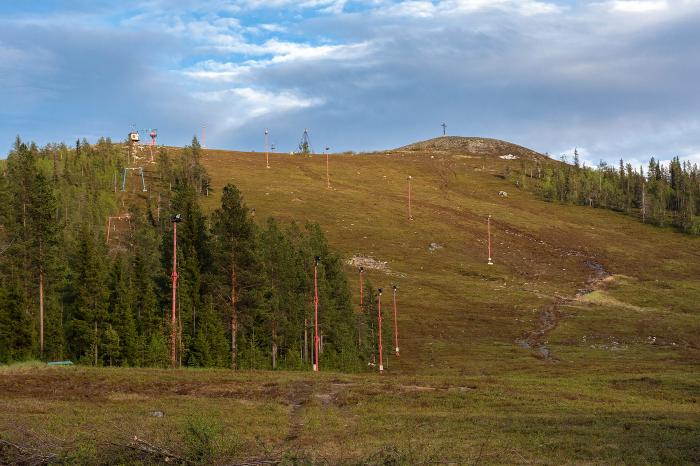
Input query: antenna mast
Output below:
<box><xmin>298</xmin><ymin>128</ymin><xmax>313</xmax><ymax>155</ymax></box>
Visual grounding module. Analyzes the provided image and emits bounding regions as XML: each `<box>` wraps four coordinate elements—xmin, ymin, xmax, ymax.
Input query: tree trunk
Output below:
<box><xmin>94</xmin><ymin>321</ymin><xmax>98</xmax><ymax>366</ymax></box>
<box><xmin>39</xmin><ymin>269</ymin><xmax>44</xmax><ymax>358</ymax></box>
<box><xmin>304</xmin><ymin>318</ymin><xmax>308</xmax><ymax>363</ymax></box>
<box><xmin>271</xmin><ymin>328</ymin><xmax>278</xmax><ymax>370</ymax></box>
<box><xmin>230</xmin><ymin>261</ymin><xmax>238</xmax><ymax>370</ymax></box>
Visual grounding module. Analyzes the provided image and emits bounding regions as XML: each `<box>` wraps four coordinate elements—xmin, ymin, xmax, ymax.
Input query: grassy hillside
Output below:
<box><xmin>199</xmin><ymin>138</ymin><xmax>700</xmax><ymax>376</ymax></box>
<box><xmin>2</xmin><ymin>137</ymin><xmax>698</xmax><ymax>464</ymax></box>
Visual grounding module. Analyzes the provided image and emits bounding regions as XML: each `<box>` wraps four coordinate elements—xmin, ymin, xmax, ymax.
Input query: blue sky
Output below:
<box><xmin>1</xmin><ymin>0</ymin><xmax>699</xmax><ymax>166</ymax></box>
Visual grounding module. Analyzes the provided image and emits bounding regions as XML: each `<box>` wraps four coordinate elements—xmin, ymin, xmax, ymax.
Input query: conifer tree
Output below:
<box><xmin>67</xmin><ymin>227</ymin><xmax>109</xmax><ymax>363</ymax></box>
<box><xmin>107</xmin><ymin>259</ymin><xmax>138</xmax><ymax>365</ymax></box>
<box><xmin>211</xmin><ymin>184</ymin><xmax>261</xmax><ymax>369</ymax></box>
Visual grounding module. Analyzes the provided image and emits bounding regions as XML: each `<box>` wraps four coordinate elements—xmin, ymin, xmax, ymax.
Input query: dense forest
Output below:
<box><xmin>0</xmin><ymin>137</ymin><xmax>386</xmax><ymax>371</ymax></box>
<box><xmin>510</xmin><ymin>151</ymin><xmax>700</xmax><ymax>233</ymax></box>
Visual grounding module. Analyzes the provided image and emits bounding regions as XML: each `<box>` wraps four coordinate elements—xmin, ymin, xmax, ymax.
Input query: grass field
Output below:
<box><xmin>2</xmin><ymin>139</ymin><xmax>699</xmax><ymax>464</ymax></box>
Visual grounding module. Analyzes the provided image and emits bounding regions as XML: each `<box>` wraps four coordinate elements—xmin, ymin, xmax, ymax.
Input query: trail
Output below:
<box><xmin>284</xmin><ymin>381</ymin><xmax>313</xmax><ymax>443</ymax></box>
<box><xmin>517</xmin><ymin>259</ymin><xmax>610</xmax><ymax>360</ymax></box>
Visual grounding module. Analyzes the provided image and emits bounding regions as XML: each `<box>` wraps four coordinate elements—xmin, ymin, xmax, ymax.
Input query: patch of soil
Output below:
<box><xmin>517</xmin><ymin>259</ymin><xmax>611</xmax><ymax>360</ymax></box>
<box><xmin>285</xmin><ymin>381</ymin><xmax>313</xmax><ymax>443</ymax></box>
<box><xmin>347</xmin><ymin>256</ymin><xmax>389</xmax><ymax>272</ymax></box>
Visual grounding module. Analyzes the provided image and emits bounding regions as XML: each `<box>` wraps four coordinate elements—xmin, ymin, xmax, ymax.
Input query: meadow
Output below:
<box><xmin>2</xmin><ymin>139</ymin><xmax>698</xmax><ymax>464</ymax></box>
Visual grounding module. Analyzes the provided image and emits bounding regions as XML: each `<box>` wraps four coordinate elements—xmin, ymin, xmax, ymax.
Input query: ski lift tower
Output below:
<box><xmin>128</xmin><ymin>127</ymin><xmax>140</xmax><ymax>163</ymax></box>
<box><xmin>298</xmin><ymin>128</ymin><xmax>313</xmax><ymax>155</ymax></box>
<box><xmin>129</xmin><ymin>129</ymin><xmax>140</xmax><ymax>144</ymax></box>
<box><xmin>148</xmin><ymin>129</ymin><xmax>158</xmax><ymax>162</ymax></box>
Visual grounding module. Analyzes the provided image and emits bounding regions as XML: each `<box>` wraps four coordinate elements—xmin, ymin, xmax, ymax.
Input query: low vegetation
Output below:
<box><xmin>1</xmin><ymin>136</ymin><xmax>699</xmax><ymax>463</ymax></box>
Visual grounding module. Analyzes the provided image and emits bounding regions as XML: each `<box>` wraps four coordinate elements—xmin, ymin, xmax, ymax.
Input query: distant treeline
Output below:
<box><xmin>0</xmin><ymin>137</ymin><xmax>385</xmax><ymax>370</ymax></box>
<box><xmin>510</xmin><ymin>151</ymin><xmax>700</xmax><ymax>233</ymax></box>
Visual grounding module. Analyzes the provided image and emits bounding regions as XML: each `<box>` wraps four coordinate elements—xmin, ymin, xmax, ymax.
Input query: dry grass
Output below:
<box><xmin>2</xmin><ymin>141</ymin><xmax>700</xmax><ymax>463</ymax></box>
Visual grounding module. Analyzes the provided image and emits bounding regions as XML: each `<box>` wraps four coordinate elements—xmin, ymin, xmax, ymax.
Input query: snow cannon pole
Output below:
<box><xmin>392</xmin><ymin>285</ymin><xmax>399</xmax><ymax>357</ymax></box>
<box><xmin>313</xmin><ymin>256</ymin><xmax>320</xmax><ymax>372</ymax></box>
<box><xmin>487</xmin><ymin>215</ymin><xmax>493</xmax><ymax>265</ymax></box>
<box><xmin>171</xmin><ymin>214</ymin><xmax>182</xmax><ymax>368</ymax></box>
<box><xmin>378</xmin><ymin>288</ymin><xmax>384</xmax><ymax>373</ymax></box>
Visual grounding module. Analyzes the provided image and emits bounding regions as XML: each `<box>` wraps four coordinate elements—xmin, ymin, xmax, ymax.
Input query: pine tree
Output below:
<box><xmin>27</xmin><ymin>171</ymin><xmax>61</xmax><ymax>358</ymax></box>
<box><xmin>108</xmin><ymin>259</ymin><xmax>138</xmax><ymax>366</ymax></box>
<box><xmin>211</xmin><ymin>184</ymin><xmax>261</xmax><ymax>369</ymax></box>
<box><xmin>67</xmin><ymin>227</ymin><xmax>109</xmax><ymax>363</ymax></box>
<box><xmin>0</xmin><ymin>278</ymin><xmax>35</xmax><ymax>362</ymax></box>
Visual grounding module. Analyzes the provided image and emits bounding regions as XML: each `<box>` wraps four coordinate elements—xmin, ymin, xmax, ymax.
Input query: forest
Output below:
<box><xmin>510</xmin><ymin>151</ymin><xmax>700</xmax><ymax>234</ymax></box>
<box><xmin>0</xmin><ymin>137</ymin><xmax>385</xmax><ymax>371</ymax></box>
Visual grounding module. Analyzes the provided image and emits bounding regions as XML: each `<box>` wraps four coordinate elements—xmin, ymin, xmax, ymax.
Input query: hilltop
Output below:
<box><xmin>395</xmin><ymin>136</ymin><xmax>547</xmax><ymax>160</ymax></box>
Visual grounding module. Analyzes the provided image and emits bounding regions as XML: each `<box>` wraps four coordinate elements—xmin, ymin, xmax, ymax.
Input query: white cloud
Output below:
<box><xmin>378</xmin><ymin>0</ymin><xmax>562</xmax><ymax>18</ymax></box>
<box><xmin>192</xmin><ymin>87</ymin><xmax>324</xmax><ymax>136</ymax></box>
<box><xmin>183</xmin><ymin>40</ymin><xmax>372</xmax><ymax>82</ymax></box>
<box><xmin>608</xmin><ymin>0</ymin><xmax>669</xmax><ymax>13</ymax></box>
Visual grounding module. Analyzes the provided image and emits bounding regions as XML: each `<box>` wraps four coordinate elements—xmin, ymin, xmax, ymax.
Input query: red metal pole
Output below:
<box><xmin>392</xmin><ymin>285</ymin><xmax>399</xmax><ymax>357</ymax></box>
<box><xmin>326</xmin><ymin>147</ymin><xmax>330</xmax><ymax>189</ymax></box>
<box><xmin>313</xmin><ymin>257</ymin><xmax>320</xmax><ymax>372</ymax></box>
<box><xmin>359</xmin><ymin>267</ymin><xmax>364</xmax><ymax>311</ymax></box>
<box><xmin>487</xmin><ymin>215</ymin><xmax>493</xmax><ymax>265</ymax></box>
<box><xmin>378</xmin><ymin>288</ymin><xmax>384</xmax><ymax>373</ymax></box>
<box><xmin>171</xmin><ymin>222</ymin><xmax>178</xmax><ymax>368</ymax></box>
<box><xmin>265</xmin><ymin>129</ymin><xmax>270</xmax><ymax>169</ymax></box>
<box><xmin>407</xmin><ymin>176</ymin><xmax>413</xmax><ymax>220</ymax></box>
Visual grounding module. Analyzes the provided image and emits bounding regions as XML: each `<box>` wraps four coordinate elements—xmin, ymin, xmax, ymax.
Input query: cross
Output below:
<box><xmin>441</xmin><ymin>122</ymin><xmax>447</xmax><ymax>136</ymax></box>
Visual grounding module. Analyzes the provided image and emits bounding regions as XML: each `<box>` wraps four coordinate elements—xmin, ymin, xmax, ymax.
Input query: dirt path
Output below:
<box><xmin>284</xmin><ymin>381</ymin><xmax>314</xmax><ymax>443</ymax></box>
<box><xmin>517</xmin><ymin>260</ymin><xmax>610</xmax><ymax>359</ymax></box>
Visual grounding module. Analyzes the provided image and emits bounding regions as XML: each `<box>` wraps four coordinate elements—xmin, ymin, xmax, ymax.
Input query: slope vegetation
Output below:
<box><xmin>2</xmin><ymin>137</ymin><xmax>698</xmax><ymax>464</ymax></box>
<box><xmin>199</xmin><ymin>137</ymin><xmax>700</xmax><ymax>376</ymax></box>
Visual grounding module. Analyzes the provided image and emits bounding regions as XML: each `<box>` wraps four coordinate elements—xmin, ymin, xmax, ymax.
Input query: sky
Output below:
<box><xmin>1</xmin><ymin>0</ymin><xmax>699</xmax><ymax>166</ymax></box>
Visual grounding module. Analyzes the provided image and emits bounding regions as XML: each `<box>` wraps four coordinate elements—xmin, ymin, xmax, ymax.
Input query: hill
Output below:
<box><xmin>2</xmin><ymin>137</ymin><xmax>699</xmax><ymax>464</ymax></box>
<box><xmin>395</xmin><ymin>135</ymin><xmax>548</xmax><ymax>160</ymax></box>
<box><xmin>199</xmin><ymin>139</ymin><xmax>699</xmax><ymax>375</ymax></box>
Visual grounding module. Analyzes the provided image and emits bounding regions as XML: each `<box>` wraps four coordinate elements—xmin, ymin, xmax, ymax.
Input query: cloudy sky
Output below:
<box><xmin>1</xmin><ymin>0</ymin><xmax>698</xmax><ymax>165</ymax></box>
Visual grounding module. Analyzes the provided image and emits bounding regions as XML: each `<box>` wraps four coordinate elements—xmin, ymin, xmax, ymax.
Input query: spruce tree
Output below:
<box><xmin>211</xmin><ymin>183</ymin><xmax>261</xmax><ymax>369</ymax></box>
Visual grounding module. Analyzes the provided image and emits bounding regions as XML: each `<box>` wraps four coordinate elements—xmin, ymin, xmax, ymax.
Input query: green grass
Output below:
<box><xmin>2</xmin><ymin>145</ymin><xmax>699</xmax><ymax>463</ymax></box>
<box><xmin>0</xmin><ymin>365</ymin><xmax>697</xmax><ymax>464</ymax></box>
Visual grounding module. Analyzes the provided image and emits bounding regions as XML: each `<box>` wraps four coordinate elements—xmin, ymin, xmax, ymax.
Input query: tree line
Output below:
<box><xmin>0</xmin><ymin>137</ymin><xmax>387</xmax><ymax>370</ymax></box>
<box><xmin>509</xmin><ymin>150</ymin><xmax>700</xmax><ymax>233</ymax></box>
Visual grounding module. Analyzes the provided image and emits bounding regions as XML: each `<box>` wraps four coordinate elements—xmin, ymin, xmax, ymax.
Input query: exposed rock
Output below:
<box><xmin>395</xmin><ymin>136</ymin><xmax>546</xmax><ymax>160</ymax></box>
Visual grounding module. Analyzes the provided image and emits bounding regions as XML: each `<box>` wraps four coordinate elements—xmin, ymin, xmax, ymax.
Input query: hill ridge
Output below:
<box><xmin>395</xmin><ymin>136</ymin><xmax>547</xmax><ymax>160</ymax></box>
